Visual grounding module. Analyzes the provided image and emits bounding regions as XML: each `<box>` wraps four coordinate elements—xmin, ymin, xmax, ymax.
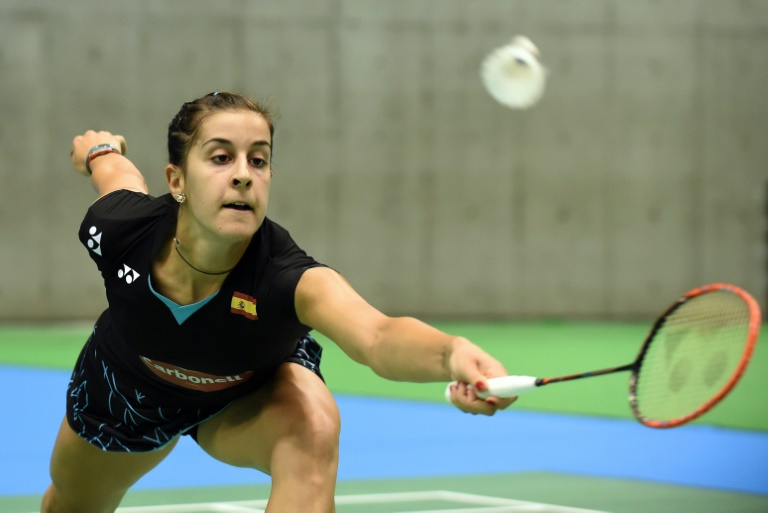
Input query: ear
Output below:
<box><xmin>165</xmin><ymin>164</ymin><xmax>184</xmax><ymax>195</ymax></box>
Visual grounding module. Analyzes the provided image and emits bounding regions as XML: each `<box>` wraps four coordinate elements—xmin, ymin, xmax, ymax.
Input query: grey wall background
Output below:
<box><xmin>1</xmin><ymin>0</ymin><xmax>766</xmax><ymax>321</ymax></box>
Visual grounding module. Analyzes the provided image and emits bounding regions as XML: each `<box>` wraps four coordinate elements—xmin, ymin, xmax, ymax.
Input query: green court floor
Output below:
<box><xmin>5</xmin><ymin>473</ymin><xmax>768</xmax><ymax>513</ymax></box>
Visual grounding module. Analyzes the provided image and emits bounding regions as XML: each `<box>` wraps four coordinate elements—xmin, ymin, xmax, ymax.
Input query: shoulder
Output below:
<box><xmin>252</xmin><ymin>218</ymin><xmax>329</xmax><ymax>295</ymax></box>
<box><xmin>259</xmin><ymin>217</ymin><xmax>291</xmax><ymax>244</ymax></box>
<box><xmin>87</xmin><ymin>190</ymin><xmax>174</xmax><ymax>220</ymax></box>
<box><xmin>257</xmin><ymin>218</ymin><xmax>306</xmax><ymax>261</ymax></box>
<box><xmin>79</xmin><ymin>190</ymin><xmax>175</xmax><ymax>271</ymax></box>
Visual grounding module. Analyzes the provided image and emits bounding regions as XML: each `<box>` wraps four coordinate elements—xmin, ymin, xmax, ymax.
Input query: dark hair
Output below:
<box><xmin>167</xmin><ymin>91</ymin><xmax>276</xmax><ymax>167</ymax></box>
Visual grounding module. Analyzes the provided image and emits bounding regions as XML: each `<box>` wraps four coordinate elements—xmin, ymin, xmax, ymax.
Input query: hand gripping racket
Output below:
<box><xmin>446</xmin><ymin>283</ymin><xmax>762</xmax><ymax>428</ymax></box>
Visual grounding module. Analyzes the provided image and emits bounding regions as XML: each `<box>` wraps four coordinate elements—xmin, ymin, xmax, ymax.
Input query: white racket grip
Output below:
<box><xmin>445</xmin><ymin>375</ymin><xmax>538</xmax><ymax>402</ymax></box>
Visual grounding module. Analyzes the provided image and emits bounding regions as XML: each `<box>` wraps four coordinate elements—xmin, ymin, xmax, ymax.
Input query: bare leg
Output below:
<box><xmin>41</xmin><ymin>417</ymin><xmax>178</xmax><ymax>513</ymax></box>
<box><xmin>195</xmin><ymin>363</ymin><xmax>341</xmax><ymax>513</ymax></box>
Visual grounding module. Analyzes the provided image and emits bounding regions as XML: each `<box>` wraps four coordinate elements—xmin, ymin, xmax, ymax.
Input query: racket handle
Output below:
<box><xmin>445</xmin><ymin>375</ymin><xmax>539</xmax><ymax>402</ymax></box>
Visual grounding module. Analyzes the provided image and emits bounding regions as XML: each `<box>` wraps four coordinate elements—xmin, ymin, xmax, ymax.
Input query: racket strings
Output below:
<box><xmin>633</xmin><ymin>291</ymin><xmax>752</xmax><ymax>424</ymax></box>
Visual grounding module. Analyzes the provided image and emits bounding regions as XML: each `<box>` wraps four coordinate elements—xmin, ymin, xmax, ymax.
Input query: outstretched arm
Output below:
<box><xmin>295</xmin><ymin>267</ymin><xmax>516</xmax><ymax>415</ymax></box>
<box><xmin>70</xmin><ymin>130</ymin><xmax>148</xmax><ymax>197</ymax></box>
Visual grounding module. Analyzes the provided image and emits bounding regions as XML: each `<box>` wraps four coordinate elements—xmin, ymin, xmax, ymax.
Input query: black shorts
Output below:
<box><xmin>66</xmin><ymin>334</ymin><xmax>324</xmax><ymax>453</ymax></box>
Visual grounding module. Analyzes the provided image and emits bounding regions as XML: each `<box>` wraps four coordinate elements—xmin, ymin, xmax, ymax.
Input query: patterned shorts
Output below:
<box><xmin>66</xmin><ymin>334</ymin><xmax>324</xmax><ymax>453</ymax></box>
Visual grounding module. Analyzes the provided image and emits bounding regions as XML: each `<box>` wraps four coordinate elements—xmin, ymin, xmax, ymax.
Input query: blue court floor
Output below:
<box><xmin>2</xmin><ymin>365</ymin><xmax>768</xmax><ymax>497</ymax></box>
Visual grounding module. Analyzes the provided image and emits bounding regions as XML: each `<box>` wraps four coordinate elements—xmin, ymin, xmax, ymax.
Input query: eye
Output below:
<box><xmin>211</xmin><ymin>154</ymin><xmax>231</xmax><ymax>164</ymax></box>
<box><xmin>250</xmin><ymin>157</ymin><xmax>269</xmax><ymax>168</ymax></box>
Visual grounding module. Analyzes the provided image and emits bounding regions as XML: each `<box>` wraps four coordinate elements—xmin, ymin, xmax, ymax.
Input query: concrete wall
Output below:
<box><xmin>1</xmin><ymin>0</ymin><xmax>766</xmax><ymax>320</ymax></box>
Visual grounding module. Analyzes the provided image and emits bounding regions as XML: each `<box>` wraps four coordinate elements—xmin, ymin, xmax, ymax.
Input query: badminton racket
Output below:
<box><xmin>446</xmin><ymin>283</ymin><xmax>761</xmax><ymax>428</ymax></box>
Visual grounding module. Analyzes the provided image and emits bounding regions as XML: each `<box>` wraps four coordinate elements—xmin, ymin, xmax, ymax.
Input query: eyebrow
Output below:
<box><xmin>203</xmin><ymin>138</ymin><xmax>272</xmax><ymax>150</ymax></box>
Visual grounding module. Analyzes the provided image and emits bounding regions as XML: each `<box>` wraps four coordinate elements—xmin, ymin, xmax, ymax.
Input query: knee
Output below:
<box><xmin>280</xmin><ymin>391</ymin><xmax>341</xmax><ymax>460</ymax></box>
<box><xmin>197</xmin><ymin>366</ymin><xmax>342</xmax><ymax>473</ymax></box>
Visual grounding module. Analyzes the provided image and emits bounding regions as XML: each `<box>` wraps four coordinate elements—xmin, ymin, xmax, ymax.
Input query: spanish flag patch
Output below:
<box><xmin>231</xmin><ymin>292</ymin><xmax>258</xmax><ymax>320</ymax></box>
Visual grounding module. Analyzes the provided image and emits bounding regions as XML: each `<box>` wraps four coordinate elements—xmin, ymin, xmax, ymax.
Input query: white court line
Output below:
<box><xmin>24</xmin><ymin>490</ymin><xmax>610</xmax><ymax>513</ymax></box>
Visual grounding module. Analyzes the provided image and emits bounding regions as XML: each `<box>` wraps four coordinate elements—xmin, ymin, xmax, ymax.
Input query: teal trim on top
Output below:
<box><xmin>147</xmin><ymin>275</ymin><xmax>218</xmax><ymax>325</ymax></box>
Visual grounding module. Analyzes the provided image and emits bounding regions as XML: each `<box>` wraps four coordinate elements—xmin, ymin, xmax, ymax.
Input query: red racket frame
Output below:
<box><xmin>627</xmin><ymin>283</ymin><xmax>762</xmax><ymax>428</ymax></box>
<box><xmin>515</xmin><ymin>283</ymin><xmax>761</xmax><ymax>428</ymax></box>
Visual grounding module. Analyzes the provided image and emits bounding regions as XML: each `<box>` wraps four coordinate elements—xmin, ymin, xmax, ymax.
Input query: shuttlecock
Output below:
<box><xmin>481</xmin><ymin>35</ymin><xmax>546</xmax><ymax>109</ymax></box>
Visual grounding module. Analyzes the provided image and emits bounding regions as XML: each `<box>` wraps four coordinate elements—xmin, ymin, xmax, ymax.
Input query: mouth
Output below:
<box><xmin>223</xmin><ymin>202</ymin><xmax>253</xmax><ymax>212</ymax></box>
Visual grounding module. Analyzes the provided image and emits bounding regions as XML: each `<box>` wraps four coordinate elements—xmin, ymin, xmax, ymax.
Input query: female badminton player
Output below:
<box><xmin>41</xmin><ymin>91</ymin><xmax>514</xmax><ymax>513</ymax></box>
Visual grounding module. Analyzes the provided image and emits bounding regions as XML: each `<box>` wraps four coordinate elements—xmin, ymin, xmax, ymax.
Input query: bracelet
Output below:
<box><xmin>85</xmin><ymin>144</ymin><xmax>122</xmax><ymax>175</ymax></box>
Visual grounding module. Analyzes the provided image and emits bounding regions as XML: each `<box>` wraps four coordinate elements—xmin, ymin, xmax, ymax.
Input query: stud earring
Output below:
<box><xmin>175</xmin><ymin>193</ymin><xmax>186</xmax><ymax>204</ymax></box>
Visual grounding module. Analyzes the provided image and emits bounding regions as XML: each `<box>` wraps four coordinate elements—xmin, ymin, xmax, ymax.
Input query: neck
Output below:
<box><xmin>173</xmin><ymin>238</ymin><xmax>237</xmax><ymax>276</ymax></box>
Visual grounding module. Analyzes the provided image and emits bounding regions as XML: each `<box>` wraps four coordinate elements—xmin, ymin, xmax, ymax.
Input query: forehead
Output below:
<box><xmin>197</xmin><ymin>110</ymin><xmax>272</xmax><ymax>146</ymax></box>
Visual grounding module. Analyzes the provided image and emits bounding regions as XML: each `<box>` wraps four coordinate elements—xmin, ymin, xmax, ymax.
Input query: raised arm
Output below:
<box><xmin>70</xmin><ymin>130</ymin><xmax>148</xmax><ymax>197</ymax></box>
<box><xmin>295</xmin><ymin>266</ymin><xmax>516</xmax><ymax>415</ymax></box>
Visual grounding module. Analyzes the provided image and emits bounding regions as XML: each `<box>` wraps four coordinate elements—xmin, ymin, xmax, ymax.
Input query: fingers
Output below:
<box><xmin>444</xmin><ymin>339</ymin><xmax>516</xmax><ymax>416</ymax></box>
<box><xmin>447</xmin><ymin>381</ymin><xmax>517</xmax><ymax>417</ymax></box>
<box><xmin>70</xmin><ymin>135</ymin><xmax>87</xmax><ymax>173</ymax></box>
<box><xmin>115</xmin><ymin>134</ymin><xmax>128</xmax><ymax>155</ymax></box>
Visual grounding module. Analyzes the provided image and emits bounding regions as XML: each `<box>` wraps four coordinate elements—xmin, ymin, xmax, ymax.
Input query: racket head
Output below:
<box><xmin>629</xmin><ymin>283</ymin><xmax>761</xmax><ymax>428</ymax></box>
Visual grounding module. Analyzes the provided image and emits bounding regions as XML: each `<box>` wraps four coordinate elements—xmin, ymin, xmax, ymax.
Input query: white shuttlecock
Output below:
<box><xmin>481</xmin><ymin>35</ymin><xmax>546</xmax><ymax>109</ymax></box>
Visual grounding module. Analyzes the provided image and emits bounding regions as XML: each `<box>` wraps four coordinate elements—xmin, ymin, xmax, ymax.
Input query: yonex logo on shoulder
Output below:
<box><xmin>118</xmin><ymin>264</ymin><xmax>140</xmax><ymax>284</ymax></box>
<box><xmin>87</xmin><ymin>226</ymin><xmax>102</xmax><ymax>256</ymax></box>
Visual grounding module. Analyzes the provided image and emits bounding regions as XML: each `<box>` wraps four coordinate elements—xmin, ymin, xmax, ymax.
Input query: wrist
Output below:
<box><xmin>85</xmin><ymin>144</ymin><xmax>122</xmax><ymax>175</ymax></box>
<box><xmin>444</xmin><ymin>336</ymin><xmax>471</xmax><ymax>380</ymax></box>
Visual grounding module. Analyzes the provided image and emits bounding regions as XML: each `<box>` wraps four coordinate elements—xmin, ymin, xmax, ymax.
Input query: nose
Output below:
<box><xmin>231</xmin><ymin>159</ymin><xmax>252</xmax><ymax>189</ymax></box>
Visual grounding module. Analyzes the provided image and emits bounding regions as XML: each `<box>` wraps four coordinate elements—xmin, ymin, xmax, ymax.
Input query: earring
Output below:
<box><xmin>175</xmin><ymin>193</ymin><xmax>186</xmax><ymax>204</ymax></box>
